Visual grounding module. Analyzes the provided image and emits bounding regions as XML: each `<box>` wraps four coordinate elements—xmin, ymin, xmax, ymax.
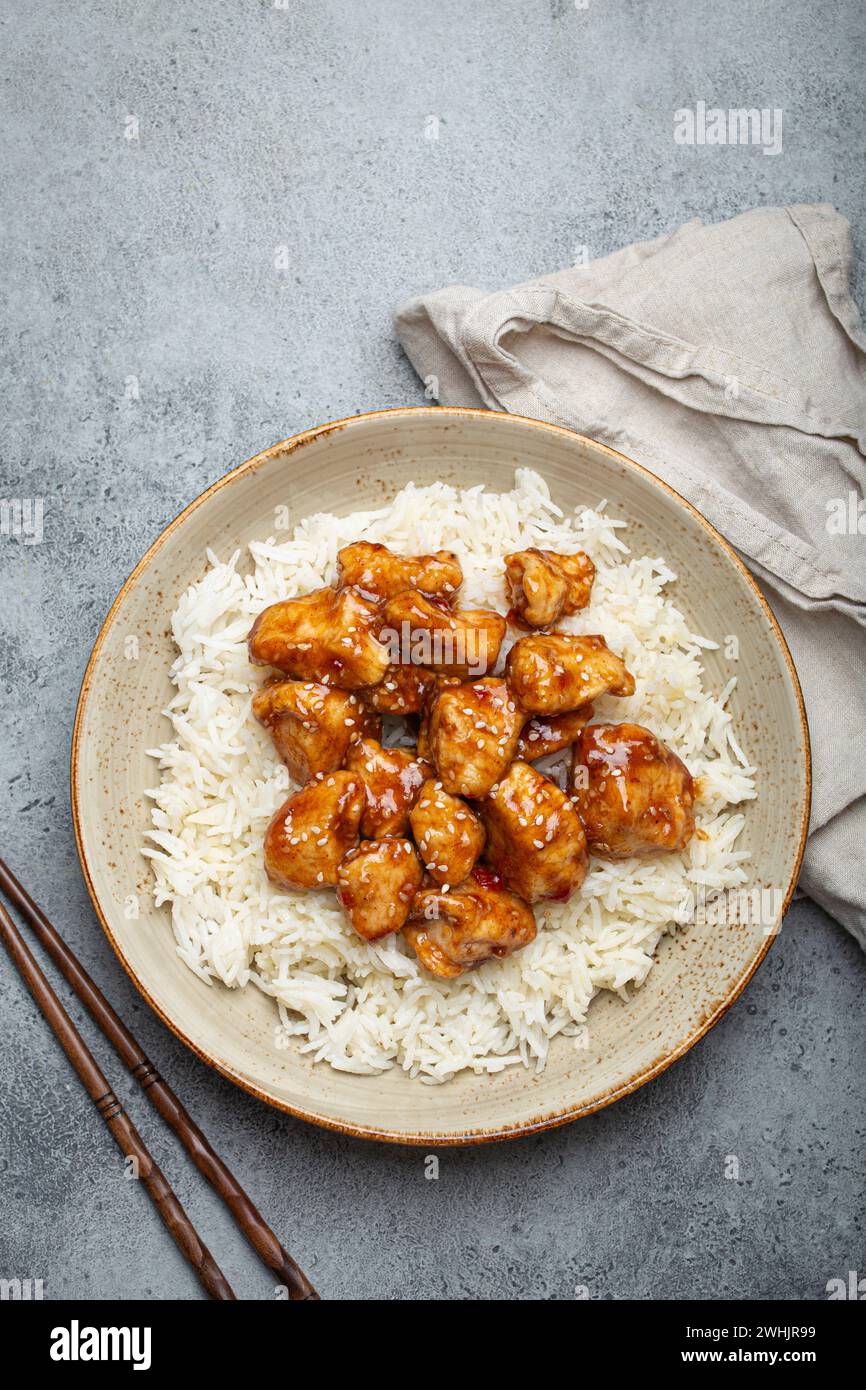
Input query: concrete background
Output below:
<box><xmin>1</xmin><ymin>0</ymin><xmax>864</xmax><ymax>1301</ymax></box>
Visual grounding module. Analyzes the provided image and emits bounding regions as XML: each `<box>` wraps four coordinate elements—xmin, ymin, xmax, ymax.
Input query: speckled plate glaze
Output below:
<box><xmin>71</xmin><ymin>408</ymin><xmax>810</xmax><ymax>1144</ymax></box>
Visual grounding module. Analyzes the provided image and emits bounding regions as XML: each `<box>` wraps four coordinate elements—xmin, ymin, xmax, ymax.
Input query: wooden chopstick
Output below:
<box><xmin>0</xmin><ymin>893</ymin><xmax>235</xmax><ymax>1299</ymax></box>
<box><xmin>0</xmin><ymin>858</ymin><xmax>319</xmax><ymax>1302</ymax></box>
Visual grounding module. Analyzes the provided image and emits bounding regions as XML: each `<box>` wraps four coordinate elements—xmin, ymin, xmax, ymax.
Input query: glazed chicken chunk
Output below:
<box><xmin>409</xmin><ymin>779</ymin><xmax>486</xmax><ymax>887</ymax></box>
<box><xmin>401</xmin><ymin>924</ymin><xmax>464</xmax><ymax>978</ymax></box>
<box><xmin>345</xmin><ymin>738</ymin><xmax>432</xmax><ymax>838</ymax></box>
<box><xmin>360</xmin><ymin>664</ymin><xmax>435</xmax><ymax>716</ymax></box>
<box><xmin>516</xmin><ymin>705</ymin><xmax>594</xmax><ymax>761</ymax></box>
<box><xmin>505</xmin><ymin>547</ymin><xmax>595</xmax><ymax>627</ymax></box>
<box><xmin>264</xmin><ymin>771</ymin><xmax>365</xmax><ymax>891</ymax></box>
<box><xmin>336</xmin><ymin>838</ymin><xmax>423</xmax><ymax>942</ymax></box>
<box><xmin>569</xmin><ymin>722</ymin><xmax>696</xmax><ymax>858</ymax></box>
<box><xmin>252</xmin><ymin>679</ymin><xmax>380</xmax><ymax>783</ymax></box>
<box><xmin>405</xmin><ymin>868</ymin><xmax>537</xmax><ymax>978</ymax></box>
<box><xmin>506</xmin><ymin>633</ymin><xmax>635</xmax><ymax>715</ymax></box>
<box><xmin>426</xmin><ymin>678</ymin><xmax>525</xmax><ymax>798</ymax></box>
<box><xmin>248</xmin><ymin>586</ymin><xmax>390</xmax><ymax>690</ymax></box>
<box><xmin>479</xmin><ymin>761</ymin><xmax>588</xmax><ymax>903</ymax></box>
<box><xmin>380</xmin><ymin>590</ymin><xmax>506</xmax><ymax>679</ymax></box>
<box><xmin>337</xmin><ymin>541</ymin><xmax>462</xmax><ymax>602</ymax></box>
<box><xmin>415</xmin><ymin>674</ymin><xmax>462</xmax><ymax>760</ymax></box>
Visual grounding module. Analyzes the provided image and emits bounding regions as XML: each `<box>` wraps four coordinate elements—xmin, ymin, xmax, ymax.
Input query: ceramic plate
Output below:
<box><xmin>71</xmin><ymin>408</ymin><xmax>810</xmax><ymax>1143</ymax></box>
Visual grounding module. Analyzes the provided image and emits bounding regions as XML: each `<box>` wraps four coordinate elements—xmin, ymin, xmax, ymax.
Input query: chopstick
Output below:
<box><xmin>0</xmin><ymin>893</ymin><xmax>235</xmax><ymax>1299</ymax></box>
<box><xmin>0</xmin><ymin>858</ymin><xmax>319</xmax><ymax>1302</ymax></box>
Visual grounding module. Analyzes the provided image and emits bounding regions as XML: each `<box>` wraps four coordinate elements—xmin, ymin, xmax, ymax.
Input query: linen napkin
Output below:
<box><xmin>394</xmin><ymin>204</ymin><xmax>866</xmax><ymax>949</ymax></box>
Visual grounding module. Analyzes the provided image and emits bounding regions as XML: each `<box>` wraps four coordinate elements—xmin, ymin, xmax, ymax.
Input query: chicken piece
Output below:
<box><xmin>569</xmin><ymin>722</ymin><xmax>696</xmax><ymax>858</ymax></box>
<box><xmin>336</xmin><ymin>838</ymin><xmax>423</xmax><ymax>942</ymax></box>
<box><xmin>504</xmin><ymin>548</ymin><xmax>595</xmax><ymax>627</ymax></box>
<box><xmin>479</xmin><ymin>760</ymin><xmax>588</xmax><ymax>903</ymax></box>
<box><xmin>516</xmin><ymin>705</ymin><xmax>594</xmax><ymax>761</ymax></box>
<box><xmin>380</xmin><ymin>590</ymin><xmax>506</xmax><ymax>679</ymax></box>
<box><xmin>402</xmin><ymin>925</ymin><xmax>466</xmax><ymax>978</ymax></box>
<box><xmin>405</xmin><ymin>867</ymin><xmax>537</xmax><ymax>977</ymax></box>
<box><xmin>415</xmin><ymin>674</ymin><xmax>462</xmax><ymax>760</ymax></box>
<box><xmin>263</xmin><ymin>771</ymin><xmax>365</xmax><ymax>890</ymax></box>
<box><xmin>252</xmin><ymin>679</ymin><xmax>381</xmax><ymax>783</ymax></box>
<box><xmin>345</xmin><ymin>738</ymin><xmax>432</xmax><ymax>838</ymax></box>
<box><xmin>409</xmin><ymin>779</ymin><xmax>486</xmax><ymax>887</ymax></box>
<box><xmin>506</xmin><ymin>633</ymin><xmax>635</xmax><ymax>715</ymax></box>
<box><xmin>360</xmin><ymin>664</ymin><xmax>435</xmax><ymax>716</ymax></box>
<box><xmin>337</xmin><ymin>541</ymin><xmax>462</xmax><ymax>603</ymax></box>
<box><xmin>248</xmin><ymin>586</ymin><xmax>390</xmax><ymax>690</ymax></box>
<box><xmin>426</xmin><ymin>677</ymin><xmax>525</xmax><ymax>798</ymax></box>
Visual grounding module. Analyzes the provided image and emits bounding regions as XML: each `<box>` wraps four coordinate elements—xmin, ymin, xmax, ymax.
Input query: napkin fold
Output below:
<box><xmin>395</xmin><ymin>204</ymin><xmax>866</xmax><ymax>948</ymax></box>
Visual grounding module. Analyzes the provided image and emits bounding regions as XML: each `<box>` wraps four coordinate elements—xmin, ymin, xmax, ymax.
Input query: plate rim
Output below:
<box><xmin>70</xmin><ymin>405</ymin><xmax>812</xmax><ymax>1144</ymax></box>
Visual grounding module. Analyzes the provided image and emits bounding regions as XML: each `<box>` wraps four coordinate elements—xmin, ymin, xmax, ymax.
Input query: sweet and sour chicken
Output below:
<box><xmin>506</xmin><ymin>633</ymin><xmax>635</xmax><ymax>714</ymax></box>
<box><xmin>409</xmin><ymin>780</ymin><xmax>485</xmax><ymax>887</ymax></box>
<box><xmin>424</xmin><ymin>677</ymin><xmax>524</xmax><ymax>798</ymax></box>
<box><xmin>249</xmin><ymin>537</ymin><xmax>696</xmax><ymax>976</ymax></box>
<box><xmin>252</xmin><ymin>679</ymin><xmax>380</xmax><ymax>783</ymax></box>
<box><xmin>480</xmin><ymin>760</ymin><xmax>588</xmax><ymax>903</ymax></box>
<box><xmin>336</xmin><ymin>838</ymin><xmax>423</xmax><ymax>940</ymax></box>
<box><xmin>264</xmin><ymin>771</ymin><xmax>365</xmax><ymax>891</ymax></box>
<box><xmin>345</xmin><ymin>738</ymin><xmax>431</xmax><ymax>839</ymax></box>
<box><xmin>337</xmin><ymin>541</ymin><xmax>462</xmax><ymax>602</ymax></box>
<box><xmin>406</xmin><ymin>868</ymin><xmax>537</xmax><ymax>978</ymax></box>
<box><xmin>505</xmin><ymin>547</ymin><xmax>595</xmax><ymax>627</ymax></box>
<box><xmin>516</xmin><ymin>706</ymin><xmax>594</xmax><ymax>761</ymax></box>
<box><xmin>249</xmin><ymin>586</ymin><xmax>389</xmax><ymax>689</ymax></box>
<box><xmin>360</xmin><ymin>664</ymin><xmax>435</xmax><ymax>715</ymax></box>
<box><xmin>569</xmin><ymin>722</ymin><xmax>696</xmax><ymax>858</ymax></box>
<box><xmin>380</xmin><ymin>590</ymin><xmax>506</xmax><ymax>679</ymax></box>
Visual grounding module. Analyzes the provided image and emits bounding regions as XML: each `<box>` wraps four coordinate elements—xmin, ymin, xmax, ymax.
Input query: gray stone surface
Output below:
<box><xmin>1</xmin><ymin>0</ymin><xmax>864</xmax><ymax>1301</ymax></box>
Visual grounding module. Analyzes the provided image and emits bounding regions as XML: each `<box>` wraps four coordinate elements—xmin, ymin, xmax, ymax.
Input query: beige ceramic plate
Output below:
<box><xmin>71</xmin><ymin>407</ymin><xmax>810</xmax><ymax>1144</ymax></box>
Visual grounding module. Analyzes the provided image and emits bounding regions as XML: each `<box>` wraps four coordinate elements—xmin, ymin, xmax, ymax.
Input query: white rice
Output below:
<box><xmin>143</xmin><ymin>468</ymin><xmax>756</xmax><ymax>1083</ymax></box>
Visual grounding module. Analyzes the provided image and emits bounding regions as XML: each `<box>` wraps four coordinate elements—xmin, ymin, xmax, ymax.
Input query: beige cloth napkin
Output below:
<box><xmin>395</xmin><ymin>204</ymin><xmax>866</xmax><ymax>948</ymax></box>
